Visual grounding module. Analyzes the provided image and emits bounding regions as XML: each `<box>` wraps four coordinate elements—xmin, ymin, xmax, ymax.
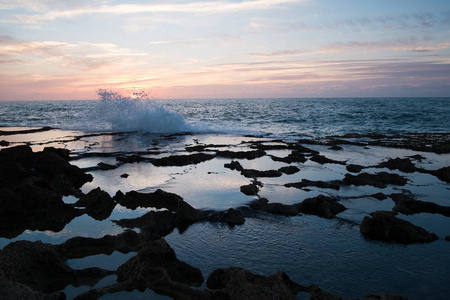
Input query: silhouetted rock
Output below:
<box><xmin>208</xmin><ymin>208</ymin><xmax>245</xmax><ymax>226</ymax></box>
<box><xmin>430</xmin><ymin>166</ymin><xmax>450</xmax><ymax>183</ymax></box>
<box><xmin>113</xmin><ymin>211</ymin><xmax>175</xmax><ymax>241</ymax></box>
<box><xmin>445</xmin><ymin>235</ymin><xmax>450</xmax><ymax>241</ymax></box>
<box><xmin>285</xmin><ymin>179</ymin><xmax>341</xmax><ymax>190</ymax></box>
<box><xmin>224</xmin><ymin>160</ymin><xmax>244</xmax><ymax>171</ymax></box>
<box><xmin>150</xmin><ymin>153</ymin><xmax>215</xmax><ymax>166</ymax></box>
<box><xmin>371</xmin><ymin>193</ymin><xmax>388</xmax><ymax>200</ymax></box>
<box><xmin>360</xmin><ymin>211</ymin><xmax>438</xmax><ymax>244</ymax></box>
<box><xmin>57</xmin><ymin>230</ymin><xmax>146</xmax><ymax>259</ymax></box>
<box><xmin>346</xmin><ymin>164</ymin><xmax>365</xmax><ymax>173</ymax></box>
<box><xmin>206</xmin><ymin>267</ymin><xmax>303</xmax><ymax>300</ymax></box>
<box><xmin>390</xmin><ymin>193</ymin><xmax>450</xmax><ymax>217</ymax></box>
<box><xmin>298</xmin><ymin>195</ymin><xmax>346</xmax><ymax>218</ymax></box>
<box><xmin>116</xmin><ymin>239</ymin><xmax>204</xmax><ymax>293</ymax></box>
<box><xmin>278</xmin><ymin>165</ymin><xmax>300</xmax><ymax>174</ymax></box>
<box><xmin>377</xmin><ymin>157</ymin><xmax>418</xmax><ymax>173</ymax></box>
<box><xmin>0</xmin><ymin>240</ymin><xmax>112</xmax><ymax>294</ymax></box>
<box><xmin>115</xmin><ymin>189</ymin><xmax>184</xmax><ymax>210</ymax></box>
<box><xmin>216</xmin><ymin>149</ymin><xmax>266</xmax><ymax>159</ymax></box>
<box><xmin>250</xmin><ymin>198</ymin><xmax>300</xmax><ymax>216</ymax></box>
<box><xmin>310</xmin><ymin>154</ymin><xmax>346</xmax><ymax>165</ymax></box>
<box><xmin>240</xmin><ymin>183</ymin><xmax>259</xmax><ymax>195</ymax></box>
<box><xmin>0</xmin><ymin>278</ymin><xmax>65</xmax><ymax>300</ymax></box>
<box><xmin>271</xmin><ymin>150</ymin><xmax>307</xmax><ymax>163</ymax></box>
<box><xmin>75</xmin><ymin>187</ymin><xmax>116</xmax><ymax>220</ymax></box>
<box><xmin>343</xmin><ymin>172</ymin><xmax>408</xmax><ymax>188</ymax></box>
<box><xmin>0</xmin><ymin>140</ymin><xmax>9</xmax><ymax>146</ymax></box>
<box><xmin>241</xmin><ymin>168</ymin><xmax>282</xmax><ymax>178</ymax></box>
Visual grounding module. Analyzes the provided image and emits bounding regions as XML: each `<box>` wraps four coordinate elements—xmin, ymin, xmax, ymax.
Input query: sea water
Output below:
<box><xmin>1</xmin><ymin>98</ymin><xmax>449</xmax><ymax>137</ymax></box>
<box><xmin>1</xmin><ymin>97</ymin><xmax>450</xmax><ymax>300</ymax></box>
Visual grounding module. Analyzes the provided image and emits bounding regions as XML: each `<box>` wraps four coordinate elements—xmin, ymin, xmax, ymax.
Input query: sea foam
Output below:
<box><xmin>96</xmin><ymin>89</ymin><xmax>198</xmax><ymax>133</ymax></box>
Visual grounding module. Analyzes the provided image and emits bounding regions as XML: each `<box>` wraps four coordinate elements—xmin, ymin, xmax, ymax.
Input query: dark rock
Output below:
<box><xmin>310</xmin><ymin>154</ymin><xmax>346</xmax><ymax>165</ymax></box>
<box><xmin>240</xmin><ymin>183</ymin><xmax>259</xmax><ymax>196</ymax></box>
<box><xmin>271</xmin><ymin>150</ymin><xmax>307</xmax><ymax>163</ymax></box>
<box><xmin>390</xmin><ymin>193</ymin><xmax>450</xmax><ymax>217</ymax></box>
<box><xmin>206</xmin><ymin>267</ymin><xmax>302</xmax><ymax>300</ymax></box>
<box><xmin>115</xmin><ymin>189</ymin><xmax>184</xmax><ymax>210</ymax></box>
<box><xmin>208</xmin><ymin>208</ymin><xmax>245</xmax><ymax>226</ymax></box>
<box><xmin>0</xmin><ymin>240</ymin><xmax>112</xmax><ymax>293</ymax></box>
<box><xmin>445</xmin><ymin>235</ymin><xmax>450</xmax><ymax>241</ymax></box>
<box><xmin>116</xmin><ymin>154</ymin><xmax>147</xmax><ymax>164</ymax></box>
<box><xmin>120</xmin><ymin>173</ymin><xmax>129</xmax><ymax>178</ymax></box>
<box><xmin>74</xmin><ymin>187</ymin><xmax>116</xmax><ymax>220</ymax></box>
<box><xmin>216</xmin><ymin>149</ymin><xmax>266</xmax><ymax>160</ymax></box>
<box><xmin>371</xmin><ymin>193</ymin><xmax>388</xmax><ymax>200</ymax></box>
<box><xmin>250</xmin><ymin>198</ymin><xmax>300</xmax><ymax>216</ymax></box>
<box><xmin>377</xmin><ymin>157</ymin><xmax>417</xmax><ymax>173</ymax></box>
<box><xmin>150</xmin><ymin>153</ymin><xmax>215</xmax><ymax>166</ymax></box>
<box><xmin>364</xmin><ymin>295</ymin><xmax>409</xmax><ymax>300</ymax></box>
<box><xmin>57</xmin><ymin>230</ymin><xmax>146</xmax><ymax>259</ymax></box>
<box><xmin>360</xmin><ymin>211</ymin><xmax>438</xmax><ymax>244</ymax></box>
<box><xmin>343</xmin><ymin>172</ymin><xmax>408</xmax><ymax>188</ymax></box>
<box><xmin>96</xmin><ymin>162</ymin><xmax>117</xmax><ymax>170</ymax></box>
<box><xmin>0</xmin><ymin>278</ymin><xmax>65</xmax><ymax>300</ymax></box>
<box><xmin>278</xmin><ymin>165</ymin><xmax>300</xmax><ymax>174</ymax></box>
<box><xmin>285</xmin><ymin>179</ymin><xmax>341</xmax><ymax>190</ymax></box>
<box><xmin>240</xmin><ymin>168</ymin><xmax>282</xmax><ymax>178</ymax></box>
<box><xmin>346</xmin><ymin>164</ymin><xmax>365</xmax><ymax>173</ymax></box>
<box><xmin>116</xmin><ymin>239</ymin><xmax>204</xmax><ymax>289</ymax></box>
<box><xmin>224</xmin><ymin>160</ymin><xmax>244</xmax><ymax>171</ymax></box>
<box><xmin>430</xmin><ymin>166</ymin><xmax>450</xmax><ymax>183</ymax></box>
<box><xmin>298</xmin><ymin>195</ymin><xmax>346</xmax><ymax>219</ymax></box>
<box><xmin>0</xmin><ymin>140</ymin><xmax>10</xmax><ymax>146</ymax></box>
<box><xmin>0</xmin><ymin>126</ymin><xmax>53</xmax><ymax>136</ymax></box>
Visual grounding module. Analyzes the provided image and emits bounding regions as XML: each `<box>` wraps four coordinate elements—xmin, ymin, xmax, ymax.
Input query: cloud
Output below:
<box><xmin>3</xmin><ymin>0</ymin><xmax>306</xmax><ymax>24</ymax></box>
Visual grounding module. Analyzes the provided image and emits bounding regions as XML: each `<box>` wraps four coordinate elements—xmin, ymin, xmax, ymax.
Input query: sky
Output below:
<box><xmin>0</xmin><ymin>0</ymin><xmax>449</xmax><ymax>100</ymax></box>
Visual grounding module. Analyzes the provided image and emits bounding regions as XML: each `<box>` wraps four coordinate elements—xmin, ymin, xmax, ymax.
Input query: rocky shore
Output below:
<box><xmin>1</xmin><ymin>127</ymin><xmax>449</xmax><ymax>299</ymax></box>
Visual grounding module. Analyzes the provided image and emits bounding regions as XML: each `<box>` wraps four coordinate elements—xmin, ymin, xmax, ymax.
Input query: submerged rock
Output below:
<box><xmin>390</xmin><ymin>193</ymin><xmax>450</xmax><ymax>217</ymax></box>
<box><xmin>285</xmin><ymin>179</ymin><xmax>341</xmax><ymax>190</ymax></box>
<box><xmin>310</xmin><ymin>154</ymin><xmax>346</xmax><ymax>165</ymax></box>
<box><xmin>360</xmin><ymin>211</ymin><xmax>438</xmax><ymax>244</ymax></box>
<box><xmin>150</xmin><ymin>153</ymin><xmax>215</xmax><ymax>166</ymax></box>
<box><xmin>250</xmin><ymin>198</ymin><xmax>300</xmax><ymax>216</ymax></box>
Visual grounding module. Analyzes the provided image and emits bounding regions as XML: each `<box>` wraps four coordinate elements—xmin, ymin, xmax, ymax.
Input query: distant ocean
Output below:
<box><xmin>1</xmin><ymin>98</ymin><xmax>449</xmax><ymax>137</ymax></box>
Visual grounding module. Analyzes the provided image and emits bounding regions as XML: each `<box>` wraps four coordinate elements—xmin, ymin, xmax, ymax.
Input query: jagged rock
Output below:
<box><xmin>250</xmin><ymin>198</ymin><xmax>300</xmax><ymax>216</ymax></box>
<box><xmin>360</xmin><ymin>211</ymin><xmax>438</xmax><ymax>244</ymax></box>
<box><xmin>346</xmin><ymin>164</ymin><xmax>365</xmax><ymax>173</ymax></box>
<box><xmin>208</xmin><ymin>208</ymin><xmax>245</xmax><ymax>226</ymax></box>
<box><xmin>116</xmin><ymin>239</ymin><xmax>204</xmax><ymax>290</ymax></box>
<box><xmin>298</xmin><ymin>195</ymin><xmax>346</xmax><ymax>218</ymax></box>
<box><xmin>343</xmin><ymin>172</ymin><xmax>408</xmax><ymax>188</ymax></box>
<box><xmin>206</xmin><ymin>267</ymin><xmax>303</xmax><ymax>300</ymax></box>
<box><xmin>116</xmin><ymin>154</ymin><xmax>148</xmax><ymax>164</ymax></box>
<box><xmin>224</xmin><ymin>160</ymin><xmax>244</xmax><ymax>171</ymax></box>
<box><xmin>271</xmin><ymin>150</ymin><xmax>307</xmax><ymax>163</ymax></box>
<box><xmin>0</xmin><ymin>278</ymin><xmax>65</xmax><ymax>300</ymax></box>
<box><xmin>216</xmin><ymin>149</ymin><xmax>266</xmax><ymax>160</ymax></box>
<box><xmin>285</xmin><ymin>179</ymin><xmax>341</xmax><ymax>190</ymax></box>
<box><xmin>57</xmin><ymin>230</ymin><xmax>145</xmax><ymax>259</ymax></box>
<box><xmin>240</xmin><ymin>183</ymin><xmax>259</xmax><ymax>196</ymax></box>
<box><xmin>390</xmin><ymin>193</ymin><xmax>450</xmax><ymax>217</ymax></box>
<box><xmin>377</xmin><ymin>157</ymin><xmax>418</xmax><ymax>173</ymax></box>
<box><xmin>430</xmin><ymin>166</ymin><xmax>450</xmax><ymax>183</ymax></box>
<box><xmin>0</xmin><ymin>140</ymin><xmax>10</xmax><ymax>146</ymax></box>
<box><xmin>96</xmin><ymin>162</ymin><xmax>117</xmax><ymax>170</ymax></box>
<box><xmin>278</xmin><ymin>165</ymin><xmax>300</xmax><ymax>174</ymax></box>
<box><xmin>150</xmin><ymin>153</ymin><xmax>215</xmax><ymax>166</ymax></box>
<box><xmin>75</xmin><ymin>187</ymin><xmax>116</xmax><ymax>220</ymax></box>
<box><xmin>310</xmin><ymin>154</ymin><xmax>346</xmax><ymax>165</ymax></box>
<box><xmin>113</xmin><ymin>211</ymin><xmax>175</xmax><ymax>241</ymax></box>
<box><xmin>0</xmin><ymin>240</ymin><xmax>112</xmax><ymax>293</ymax></box>
<box><xmin>114</xmin><ymin>189</ymin><xmax>184</xmax><ymax>210</ymax></box>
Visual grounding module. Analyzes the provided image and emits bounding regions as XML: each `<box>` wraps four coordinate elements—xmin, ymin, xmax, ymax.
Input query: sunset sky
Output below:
<box><xmin>1</xmin><ymin>0</ymin><xmax>449</xmax><ymax>100</ymax></box>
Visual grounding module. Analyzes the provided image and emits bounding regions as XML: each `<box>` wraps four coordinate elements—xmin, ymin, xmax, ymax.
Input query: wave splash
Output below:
<box><xmin>96</xmin><ymin>89</ymin><xmax>198</xmax><ymax>133</ymax></box>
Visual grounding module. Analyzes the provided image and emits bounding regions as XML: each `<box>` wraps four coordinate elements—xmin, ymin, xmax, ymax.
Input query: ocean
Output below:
<box><xmin>1</xmin><ymin>97</ymin><xmax>450</xmax><ymax>300</ymax></box>
<box><xmin>1</xmin><ymin>97</ymin><xmax>450</xmax><ymax>137</ymax></box>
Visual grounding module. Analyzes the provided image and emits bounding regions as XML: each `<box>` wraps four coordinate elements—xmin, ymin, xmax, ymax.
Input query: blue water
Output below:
<box><xmin>1</xmin><ymin>98</ymin><xmax>449</xmax><ymax>137</ymax></box>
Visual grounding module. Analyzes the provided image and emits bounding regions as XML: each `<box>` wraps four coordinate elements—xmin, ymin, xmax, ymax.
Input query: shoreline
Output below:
<box><xmin>1</xmin><ymin>127</ymin><xmax>449</xmax><ymax>299</ymax></box>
